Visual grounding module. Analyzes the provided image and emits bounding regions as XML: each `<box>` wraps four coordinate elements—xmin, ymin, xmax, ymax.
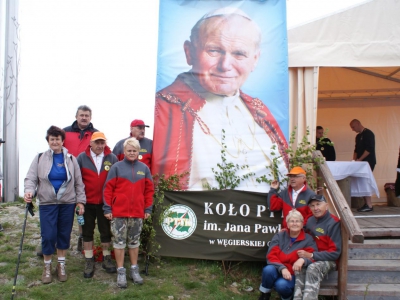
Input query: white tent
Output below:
<box><xmin>288</xmin><ymin>0</ymin><xmax>400</xmax><ymax>203</ymax></box>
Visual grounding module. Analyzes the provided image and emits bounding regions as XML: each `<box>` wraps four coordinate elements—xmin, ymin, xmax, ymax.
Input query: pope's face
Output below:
<box><xmin>185</xmin><ymin>16</ymin><xmax>260</xmax><ymax>96</ymax></box>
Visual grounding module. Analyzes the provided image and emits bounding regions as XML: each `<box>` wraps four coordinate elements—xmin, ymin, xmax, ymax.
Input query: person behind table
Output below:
<box><xmin>316</xmin><ymin>126</ymin><xmax>336</xmax><ymax>161</ymax></box>
<box><xmin>112</xmin><ymin>119</ymin><xmax>152</xmax><ymax>170</ymax></box>
<box><xmin>77</xmin><ymin>132</ymin><xmax>118</xmax><ymax>278</ymax></box>
<box><xmin>153</xmin><ymin>7</ymin><xmax>289</xmax><ymax>191</ymax></box>
<box><xmin>103</xmin><ymin>137</ymin><xmax>154</xmax><ymax>288</ymax></box>
<box><xmin>349</xmin><ymin>119</ymin><xmax>376</xmax><ymax>212</ymax></box>
<box><xmin>258</xmin><ymin>209</ymin><xmax>317</xmax><ymax>300</ymax></box>
<box><xmin>294</xmin><ymin>194</ymin><xmax>342</xmax><ymax>300</ymax></box>
<box><xmin>63</xmin><ymin>105</ymin><xmax>98</xmax><ymax>252</ymax></box>
<box><xmin>24</xmin><ymin>125</ymin><xmax>86</xmax><ymax>284</ymax></box>
<box><xmin>268</xmin><ymin>166</ymin><xmax>316</xmax><ymax>228</ymax></box>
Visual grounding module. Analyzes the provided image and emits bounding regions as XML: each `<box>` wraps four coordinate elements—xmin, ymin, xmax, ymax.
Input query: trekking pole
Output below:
<box><xmin>11</xmin><ymin>202</ymin><xmax>35</xmax><ymax>300</ymax></box>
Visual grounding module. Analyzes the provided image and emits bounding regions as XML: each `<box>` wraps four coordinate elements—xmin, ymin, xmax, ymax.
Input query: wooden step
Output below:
<box><xmin>346</xmin><ymin>283</ymin><xmax>400</xmax><ymax>299</ymax></box>
<box><xmin>349</xmin><ymin>239</ymin><xmax>400</xmax><ymax>259</ymax></box>
<box><xmin>361</xmin><ymin>228</ymin><xmax>400</xmax><ymax>237</ymax></box>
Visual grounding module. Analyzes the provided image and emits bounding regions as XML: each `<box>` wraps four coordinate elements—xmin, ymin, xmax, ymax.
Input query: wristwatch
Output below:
<box><xmin>311</xmin><ymin>253</ymin><xmax>314</xmax><ymax>258</ymax></box>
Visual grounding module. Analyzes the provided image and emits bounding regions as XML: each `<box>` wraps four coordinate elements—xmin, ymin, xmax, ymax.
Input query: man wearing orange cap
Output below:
<box><xmin>77</xmin><ymin>132</ymin><xmax>118</xmax><ymax>278</ymax></box>
<box><xmin>112</xmin><ymin>119</ymin><xmax>152</xmax><ymax>171</ymax></box>
<box><xmin>268</xmin><ymin>166</ymin><xmax>316</xmax><ymax>228</ymax></box>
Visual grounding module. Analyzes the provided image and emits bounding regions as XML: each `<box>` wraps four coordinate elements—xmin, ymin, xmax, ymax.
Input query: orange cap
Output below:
<box><xmin>287</xmin><ymin>166</ymin><xmax>306</xmax><ymax>176</ymax></box>
<box><xmin>91</xmin><ymin>132</ymin><xmax>107</xmax><ymax>141</ymax></box>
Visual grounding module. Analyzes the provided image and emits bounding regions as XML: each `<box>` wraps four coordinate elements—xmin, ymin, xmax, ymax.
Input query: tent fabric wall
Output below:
<box><xmin>289</xmin><ymin>67</ymin><xmax>319</xmax><ymax>144</ymax></box>
<box><xmin>288</xmin><ymin>0</ymin><xmax>400</xmax><ymax>67</ymax></box>
<box><xmin>288</xmin><ymin>0</ymin><xmax>400</xmax><ymax>203</ymax></box>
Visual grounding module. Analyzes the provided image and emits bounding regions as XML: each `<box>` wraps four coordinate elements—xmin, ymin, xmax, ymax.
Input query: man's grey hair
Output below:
<box><xmin>190</xmin><ymin>7</ymin><xmax>262</xmax><ymax>49</ymax></box>
<box><xmin>76</xmin><ymin>105</ymin><xmax>92</xmax><ymax>117</ymax></box>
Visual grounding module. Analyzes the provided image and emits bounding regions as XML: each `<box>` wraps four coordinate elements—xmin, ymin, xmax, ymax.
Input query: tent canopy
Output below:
<box><xmin>287</xmin><ymin>0</ymin><xmax>400</xmax><ymax>203</ymax></box>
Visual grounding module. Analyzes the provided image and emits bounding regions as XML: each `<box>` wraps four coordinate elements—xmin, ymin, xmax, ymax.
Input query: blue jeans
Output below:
<box><xmin>259</xmin><ymin>265</ymin><xmax>295</xmax><ymax>299</ymax></box>
<box><xmin>39</xmin><ymin>204</ymin><xmax>75</xmax><ymax>255</ymax></box>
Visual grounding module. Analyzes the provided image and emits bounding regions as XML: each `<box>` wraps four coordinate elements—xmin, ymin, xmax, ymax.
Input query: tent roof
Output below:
<box><xmin>288</xmin><ymin>0</ymin><xmax>400</xmax><ymax>67</ymax></box>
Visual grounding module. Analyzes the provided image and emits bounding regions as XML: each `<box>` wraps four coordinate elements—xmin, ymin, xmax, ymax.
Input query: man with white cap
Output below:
<box><xmin>294</xmin><ymin>194</ymin><xmax>342</xmax><ymax>300</ymax></box>
<box><xmin>153</xmin><ymin>7</ymin><xmax>288</xmax><ymax>190</ymax></box>
<box><xmin>113</xmin><ymin>119</ymin><xmax>152</xmax><ymax>171</ymax></box>
<box><xmin>268</xmin><ymin>166</ymin><xmax>316</xmax><ymax>228</ymax></box>
<box><xmin>77</xmin><ymin>132</ymin><xmax>118</xmax><ymax>278</ymax></box>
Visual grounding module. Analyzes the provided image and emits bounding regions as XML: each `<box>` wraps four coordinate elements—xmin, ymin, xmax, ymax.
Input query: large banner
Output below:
<box><xmin>152</xmin><ymin>0</ymin><xmax>289</xmax><ymax>193</ymax></box>
<box><xmin>154</xmin><ymin>190</ymin><xmax>282</xmax><ymax>261</ymax></box>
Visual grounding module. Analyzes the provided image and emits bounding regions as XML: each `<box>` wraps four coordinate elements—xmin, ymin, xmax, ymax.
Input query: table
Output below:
<box><xmin>326</xmin><ymin>161</ymin><xmax>380</xmax><ymax>198</ymax></box>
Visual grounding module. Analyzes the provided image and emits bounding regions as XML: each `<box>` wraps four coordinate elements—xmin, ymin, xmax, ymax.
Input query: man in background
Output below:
<box><xmin>64</xmin><ymin>105</ymin><xmax>98</xmax><ymax>251</ymax></box>
<box><xmin>316</xmin><ymin>126</ymin><xmax>336</xmax><ymax>161</ymax></box>
<box><xmin>350</xmin><ymin>119</ymin><xmax>376</xmax><ymax>212</ymax></box>
<box><xmin>112</xmin><ymin>119</ymin><xmax>152</xmax><ymax>171</ymax></box>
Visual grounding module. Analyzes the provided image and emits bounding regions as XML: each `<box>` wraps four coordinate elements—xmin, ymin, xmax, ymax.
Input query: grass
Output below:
<box><xmin>0</xmin><ymin>202</ymin><xmax>335</xmax><ymax>300</ymax></box>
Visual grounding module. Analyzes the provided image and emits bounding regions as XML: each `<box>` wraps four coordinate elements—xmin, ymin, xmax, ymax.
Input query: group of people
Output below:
<box><xmin>260</xmin><ymin>166</ymin><xmax>342</xmax><ymax>300</ymax></box>
<box><xmin>23</xmin><ymin>105</ymin><xmax>154</xmax><ymax>288</ymax></box>
<box><xmin>317</xmin><ymin>119</ymin><xmax>376</xmax><ymax>212</ymax></box>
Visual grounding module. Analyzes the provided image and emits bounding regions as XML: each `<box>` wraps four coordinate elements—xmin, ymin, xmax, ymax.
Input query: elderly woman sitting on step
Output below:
<box><xmin>258</xmin><ymin>209</ymin><xmax>317</xmax><ymax>300</ymax></box>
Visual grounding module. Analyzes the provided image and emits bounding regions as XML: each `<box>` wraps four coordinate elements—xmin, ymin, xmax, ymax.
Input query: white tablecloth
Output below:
<box><xmin>326</xmin><ymin>161</ymin><xmax>380</xmax><ymax>197</ymax></box>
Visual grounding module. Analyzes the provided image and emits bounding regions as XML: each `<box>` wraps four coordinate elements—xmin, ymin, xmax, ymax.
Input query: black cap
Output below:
<box><xmin>0</xmin><ymin>139</ymin><xmax>5</xmax><ymax>143</ymax></box>
<box><xmin>308</xmin><ymin>194</ymin><xmax>326</xmax><ymax>205</ymax></box>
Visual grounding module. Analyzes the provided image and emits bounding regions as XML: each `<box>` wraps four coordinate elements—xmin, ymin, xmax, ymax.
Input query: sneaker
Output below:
<box><xmin>130</xmin><ymin>265</ymin><xmax>143</xmax><ymax>284</ymax></box>
<box><xmin>77</xmin><ymin>235</ymin><xmax>83</xmax><ymax>252</ymax></box>
<box><xmin>357</xmin><ymin>204</ymin><xmax>373</xmax><ymax>212</ymax></box>
<box><xmin>117</xmin><ymin>268</ymin><xmax>127</xmax><ymax>288</ymax></box>
<box><xmin>42</xmin><ymin>263</ymin><xmax>52</xmax><ymax>284</ymax></box>
<box><xmin>56</xmin><ymin>262</ymin><xmax>67</xmax><ymax>282</ymax></box>
<box><xmin>84</xmin><ymin>257</ymin><xmax>95</xmax><ymax>278</ymax></box>
<box><xmin>102</xmin><ymin>255</ymin><xmax>117</xmax><ymax>273</ymax></box>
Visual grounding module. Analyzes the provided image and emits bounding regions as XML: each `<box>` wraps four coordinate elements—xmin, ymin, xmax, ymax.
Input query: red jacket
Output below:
<box><xmin>103</xmin><ymin>158</ymin><xmax>154</xmax><ymax>218</ymax></box>
<box><xmin>267</xmin><ymin>229</ymin><xmax>317</xmax><ymax>275</ymax></box>
<box><xmin>77</xmin><ymin>145</ymin><xmax>118</xmax><ymax>205</ymax></box>
<box><xmin>152</xmin><ymin>73</ymin><xmax>289</xmax><ymax>188</ymax></box>
<box><xmin>268</xmin><ymin>183</ymin><xmax>315</xmax><ymax>228</ymax></box>
<box><xmin>63</xmin><ymin>121</ymin><xmax>98</xmax><ymax>157</ymax></box>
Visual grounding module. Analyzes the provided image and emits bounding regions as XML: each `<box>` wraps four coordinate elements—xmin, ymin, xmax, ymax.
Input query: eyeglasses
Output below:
<box><xmin>288</xmin><ymin>220</ymin><xmax>302</xmax><ymax>224</ymax></box>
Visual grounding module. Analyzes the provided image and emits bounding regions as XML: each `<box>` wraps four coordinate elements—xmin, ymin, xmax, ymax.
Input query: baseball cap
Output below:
<box><xmin>91</xmin><ymin>132</ymin><xmax>107</xmax><ymax>141</ymax></box>
<box><xmin>308</xmin><ymin>194</ymin><xmax>327</xmax><ymax>205</ymax></box>
<box><xmin>130</xmin><ymin>119</ymin><xmax>149</xmax><ymax>128</ymax></box>
<box><xmin>287</xmin><ymin>166</ymin><xmax>306</xmax><ymax>176</ymax></box>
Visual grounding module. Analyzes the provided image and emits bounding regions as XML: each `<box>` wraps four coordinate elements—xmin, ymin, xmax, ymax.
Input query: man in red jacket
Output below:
<box><xmin>77</xmin><ymin>132</ymin><xmax>118</xmax><ymax>278</ymax></box>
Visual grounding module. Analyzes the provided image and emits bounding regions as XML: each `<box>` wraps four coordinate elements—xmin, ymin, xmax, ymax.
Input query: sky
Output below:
<box><xmin>15</xmin><ymin>0</ymin><xmax>369</xmax><ymax>196</ymax></box>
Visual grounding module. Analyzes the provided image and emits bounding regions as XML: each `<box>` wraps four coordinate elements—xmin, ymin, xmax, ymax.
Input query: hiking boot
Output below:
<box><xmin>357</xmin><ymin>204</ymin><xmax>373</xmax><ymax>212</ymax></box>
<box><xmin>117</xmin><ymin>268</ymin><xmax>127</xmax><ymax>288</ymax></box>
<box><xmin>42</xmin><ymin>263</ymin><xmax>52</xmax><ymax>284</ymax></box>
<box><xmin>36</xmin><ymin>245</ymin><xmax>43</xmax><ymax>257</ymax></box>
<box><xmin>102</xmin><ymin>255</ymin><xmax>117</xmax><ymax>273</ymax></box>
<box><xmin>56</xmin><ymin>262</ymin><xmax>67</xmax><ymax>282</ymax></box>
<box><xmin>130</xmin><ymin>265</ymin><xmax>143</xmax><ymax>284</ymax></box>
<box><xmin>77</xmin><ymin>235</ymin><xmax>83</xmax><ymax>252</ymax></box>
<box><xmin>84</xmin><ymin>257</ymin><xmax>95</xmax><ymax>278</ymax></box>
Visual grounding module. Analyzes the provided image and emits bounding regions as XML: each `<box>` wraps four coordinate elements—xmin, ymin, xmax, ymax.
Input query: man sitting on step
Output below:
<box><xmin>293</xmin><ymin>195</ymin><xmax>342</xmax><ymax>300</ymax></box>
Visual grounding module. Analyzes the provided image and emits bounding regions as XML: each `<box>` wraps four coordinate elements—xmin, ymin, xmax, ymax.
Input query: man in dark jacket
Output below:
<box><xmin>316</xmin><ymin>126</ymin><xmax>336</xmax><ymax>161</ymax></box>
<box><xmin>294</xmin><ymin>195</ymin><xmax>342</xmax><ymax>300</ymax></box>
<box><xmin>77</xmin><ymin>132</ymin><xmax>118</xmax><ymax>278</ymax></box>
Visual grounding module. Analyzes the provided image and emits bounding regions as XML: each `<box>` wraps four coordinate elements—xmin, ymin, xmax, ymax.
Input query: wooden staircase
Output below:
<box><xmin>312</xmin><ymin>152</ymin><xmax>400</xmax><ymax>299</ymax></box>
